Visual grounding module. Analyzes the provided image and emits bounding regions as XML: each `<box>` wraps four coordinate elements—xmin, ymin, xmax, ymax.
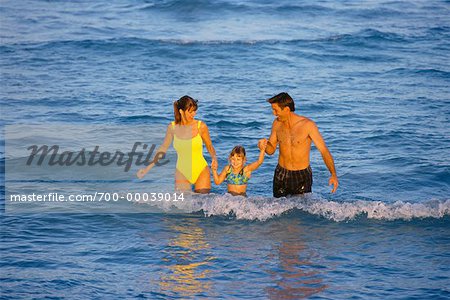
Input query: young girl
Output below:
<box><xmin>212</xmin><ymin>140</ymin><xmax>267</xmax><ymax>197</ymax></box>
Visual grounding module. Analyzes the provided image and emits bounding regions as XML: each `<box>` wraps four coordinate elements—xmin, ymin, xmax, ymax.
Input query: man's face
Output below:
<box><xmin>271</xmin><ymin>103</ymin><xmax>289</xmax><ymax>121</ymax></box>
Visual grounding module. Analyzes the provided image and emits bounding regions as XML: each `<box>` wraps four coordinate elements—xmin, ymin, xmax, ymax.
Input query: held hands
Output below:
<box><xmin>211</xmin><ymin>157</ymin><xmax>218</xmax><ymax>171</ymax></box>
<box><xmin>258</xmin><ymin>138</ymin><xmax>268</xmax><ymax>151</ymax></box>
<box><xmin>329</xmin><ymin>175</ymin><xmax>339</xmax><ymax>193</ymax></box>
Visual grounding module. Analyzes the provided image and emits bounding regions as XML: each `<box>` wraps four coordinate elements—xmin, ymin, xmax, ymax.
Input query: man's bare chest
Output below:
<box><xmin>277</xmin><ymin>127</ymin><xmax>310</xmax><ymax>146</ymax></box>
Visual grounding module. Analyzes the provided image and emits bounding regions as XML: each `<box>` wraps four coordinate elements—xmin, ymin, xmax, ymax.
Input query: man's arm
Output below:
<box><xmin>247</xmin><ymin>140</ymin><xmax>267</xmax><ymax>172</ymax></box>
<box><xmin>259</xmin><ymin>121</ymin><xmax>278</xmax><ymax>155</ymax></box>
<box><xmin>308</xmin><ymin>121</ymin><xmax>339</xmax><ymax>193</ymax></box>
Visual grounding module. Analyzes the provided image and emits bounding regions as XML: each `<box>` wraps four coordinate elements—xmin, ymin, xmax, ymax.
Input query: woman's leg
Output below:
<box><xmin>194</xmin><ymin>166</ymin><xmax>211</xmax><ymax>194</ymax></box>
<box><xmin>175</xmin><ymin>169</ymin><xmax>192</xmax><ymax>191</ymax></box>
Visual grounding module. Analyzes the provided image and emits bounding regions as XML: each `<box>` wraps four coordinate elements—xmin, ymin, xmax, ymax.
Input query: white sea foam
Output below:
<box><xmin>150</xmin><ymin>193</ymin><xmax>450</xmax><ymax>222</ymax></box>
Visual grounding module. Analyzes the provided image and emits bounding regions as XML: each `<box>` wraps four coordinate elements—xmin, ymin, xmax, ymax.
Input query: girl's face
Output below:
<box><xmin>230</xmin><ymin>154</ymin><xmax>245</xmax><ymax>170</ymax></box>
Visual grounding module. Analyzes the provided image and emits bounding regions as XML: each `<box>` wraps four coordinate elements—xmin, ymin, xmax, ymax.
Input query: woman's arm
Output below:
<box><xmin>199</xmin><ymin>121</ymin><xmax>218</xmax><ymax>169</ymax></box>
<box><xmin>137</xmin><ymin>124</ymin><xmax>174</xmax><ymax>179</ymax></box>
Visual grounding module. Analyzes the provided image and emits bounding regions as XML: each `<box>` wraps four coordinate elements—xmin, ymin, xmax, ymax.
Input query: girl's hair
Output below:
<box><xmin>173</xmin><ymin>95</ymin><xmax>198</xmax><ymax>124</ymax></box>
<box><xmin>229</xmin><ymin>145</ymin><xmax>246</xmax><ymax>159</ymax></box>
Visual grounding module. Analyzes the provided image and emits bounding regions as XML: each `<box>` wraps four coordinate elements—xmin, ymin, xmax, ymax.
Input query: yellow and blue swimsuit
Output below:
<box><xmin>226</xmin><ymin>167</ymin><xmax>250</xmax><ymax>185</ymax></box>
<box><xmin>172</xmin><ymin>121</ymin><xmax>208</xmax><ymax>184</ymax></box>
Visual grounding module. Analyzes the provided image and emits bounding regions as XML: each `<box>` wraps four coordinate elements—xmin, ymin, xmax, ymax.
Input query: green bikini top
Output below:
<box><xmin>226</xmin><ymin>167</ymin><xmax>250</xmax><ymax>185</ymax></box>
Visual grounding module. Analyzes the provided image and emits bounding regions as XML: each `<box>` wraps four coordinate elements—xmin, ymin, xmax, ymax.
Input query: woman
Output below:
<box><xmin>137</xmin><ymin>95</ymin><xmax>217</xmax><ymax>193</ymax></box>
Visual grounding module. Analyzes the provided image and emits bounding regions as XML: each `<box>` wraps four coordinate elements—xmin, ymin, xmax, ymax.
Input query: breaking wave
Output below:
<box><xmin>151</xmin><ymin>194</ymin><xmax>450</xmax><ymax>222</ymax></box>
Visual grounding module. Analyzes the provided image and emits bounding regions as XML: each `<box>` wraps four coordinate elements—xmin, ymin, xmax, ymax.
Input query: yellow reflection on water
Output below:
<box><xmin>159</xmin><ymin>219</ymin><xmax>215</xmax><ymax>297</ymax></box>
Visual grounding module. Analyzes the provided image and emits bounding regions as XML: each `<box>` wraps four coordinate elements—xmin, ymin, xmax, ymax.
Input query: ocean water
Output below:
<box><xmin>1</xmin><ymin>0</ymin><xmax>449</xmax><ymax>299</ymax></box>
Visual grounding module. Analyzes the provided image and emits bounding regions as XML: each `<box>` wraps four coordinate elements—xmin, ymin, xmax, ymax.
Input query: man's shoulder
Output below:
<box><xmin>271</xmin><ymin>119</ymin><xmax>282</xmax><ymax>129</ymax></box>
<box><xmin>293</xmin><ymin>114</ymin><xmax>314</xmax><ymax>125</ymax></box>
<box><xmin>292</xmin><ymin>115</ymin><xmax>317</xmax><ymax>133</ymax></box>
<box><xmin>292</xmin><ymin>112</ymin><xmax>309</xmax><ymax>120</ymax></box>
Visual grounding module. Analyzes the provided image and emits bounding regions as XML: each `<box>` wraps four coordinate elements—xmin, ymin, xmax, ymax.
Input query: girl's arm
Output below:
<box><xmin>212</xmin><ymin>165</ymin><xmax>228</xmax><ymax>185</ymax></box>
<box><xmin>199</xmin><ymin>121</ymin><xmax>218</xmax><ymax>169</ymax></box>
<box><xmin>137</xmin><ymin>124</ymin><xmax>174</xmax><ymax>179</ymax></box>
<box><xmin>246</xmin><ymin>139</ymin><xmax>267</xmax><ymax>172</ymax></box>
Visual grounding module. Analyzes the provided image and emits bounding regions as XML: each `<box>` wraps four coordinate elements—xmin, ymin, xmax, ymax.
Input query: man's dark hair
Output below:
<box><xmin>267</xmin><ymin>92</ymin><xmax>295</xmax><ymax>111</ymax></box>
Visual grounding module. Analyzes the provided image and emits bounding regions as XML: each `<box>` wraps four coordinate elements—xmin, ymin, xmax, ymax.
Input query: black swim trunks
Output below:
<box><xmin>273</xmin><ymin>164</ymin><xmax>312</xmax><ymax>198</ymax></box>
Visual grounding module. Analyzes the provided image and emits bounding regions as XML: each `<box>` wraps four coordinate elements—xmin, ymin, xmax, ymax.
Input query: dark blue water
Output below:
<box><xmin>1</xmin><ymin>0</ymin><xmax>449</xmax><ymax>298</ymax></box>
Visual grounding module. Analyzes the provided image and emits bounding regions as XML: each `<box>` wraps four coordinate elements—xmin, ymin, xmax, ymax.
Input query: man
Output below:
<box><xmin>258</xmin><ymin>92</ymin><xmax>338</xmax><ymax>197</ymax></box>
